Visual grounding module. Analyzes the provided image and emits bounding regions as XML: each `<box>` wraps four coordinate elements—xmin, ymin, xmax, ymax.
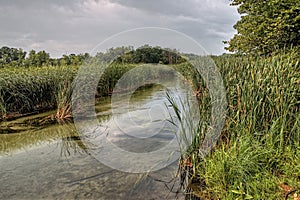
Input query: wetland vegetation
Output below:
<box><xmin>1</xmin><ymin>1</ymin><xmax>300</xmax><ymax>197</ymax></box>
<box><xmin>1</xmin><ymin>44</ymin><xmax>299</xmax><ymax>199</ymax></box>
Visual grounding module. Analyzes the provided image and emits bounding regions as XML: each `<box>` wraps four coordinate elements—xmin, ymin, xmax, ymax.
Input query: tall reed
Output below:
<box><xmin>0</xmin><ymin>65</ymin><xmax>78</xmax><ymax>120</ymax></box>
<box><xmin>168</xmin><ymin>49</ymin><xmax>300</xmax><ymax>199</ymax></box>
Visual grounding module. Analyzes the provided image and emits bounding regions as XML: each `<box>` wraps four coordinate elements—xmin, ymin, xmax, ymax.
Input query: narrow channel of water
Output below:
<box><xmin>0</xmin><ymin>81</ymin><xmax>197</xmax><ymax>199</ymax></box>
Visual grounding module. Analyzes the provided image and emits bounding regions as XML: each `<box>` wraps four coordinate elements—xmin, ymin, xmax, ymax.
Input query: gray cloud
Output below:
<box><xmin>0</xmin><ymin>0</ymin><xmax>239</xmax><ymax>57</ymax></box>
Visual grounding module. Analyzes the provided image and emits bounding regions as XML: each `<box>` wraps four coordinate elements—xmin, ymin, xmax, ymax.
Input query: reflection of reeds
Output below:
<box><xmin>0</xmin><ymin>118</ymin><xmax>88</xmax><ymax>157</ymax></box>
<box><xmin>59</xmin><ymin>122</ymin><xmax>103</xmax><ymax>158</ymax></box>
<box><xmin>60</xmin><ymin>131</ymin><xmax>89</xmax><ymax>157</ymax></box>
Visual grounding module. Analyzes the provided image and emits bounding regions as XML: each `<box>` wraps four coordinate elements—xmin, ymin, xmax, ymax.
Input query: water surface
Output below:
<box><xmin>0</xmin><ymin>83</ymin><xmax>195</xmax><ymax>199</ymax></box>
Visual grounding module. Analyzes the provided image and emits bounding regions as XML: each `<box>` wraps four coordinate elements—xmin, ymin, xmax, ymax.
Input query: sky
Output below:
<box><xmin>0</xmin><ymin>0</ymin><xmax>240</xmax><ymax>57</ymax></box>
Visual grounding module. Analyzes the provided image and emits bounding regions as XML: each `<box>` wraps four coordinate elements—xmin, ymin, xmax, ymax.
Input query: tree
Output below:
<box><xmin>0</xmin><ymin>46</ymin><xmax>26</xmax><ymax>67</ymax></box>
<box><xmin>25</xmin><ymin>50</ymin><xmax>50</xmax><ymax>67</ymax></box>
<box><xmin>113</xmin><ymin>45</ymin><xmax>186</xmax><ymax>64</ymax></box>
<box><xmin>36</xmin><ymin>50</ymin><xmax>50</xmax><ymax>66</ymax></box>
<box><xmin>60</xmin><ymin>54</ymin><xmax>70</xmax><ymax>65</ymax></box>
<box><xmin>225</xmin><ymin>0</ymin><xmax>300</xmax><ymax>54</ymax></box>
<box><xmin>69</xmin><ymin>54</ymin><xmax>80</xmax><ymax>65</ymax></box>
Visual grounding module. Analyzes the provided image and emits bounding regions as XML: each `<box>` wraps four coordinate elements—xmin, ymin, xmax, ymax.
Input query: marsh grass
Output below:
<box><xmin>168</xmin><ymin>49</ymin><xmax>300</xmax><ymax>199</ymax></box>
<box><xmin>0</xmin><ymin>60</ymin><xmax>203</xmax><ymax>122</ymax></box>
<box><xmin>0</xmin><ymin>62</ymin><xmax>135</xmax><ymax>121</ymax></box>
<box><xmin>0</xmin><ymin>65</ymin><xmax>78</xmax><ymax>121</ymax></box>
<box><xmin>97</xmin><ymin>63</ymin><xmax>177</xmax><ymax>97</ymax></box>
<box><xmin>0</xmin><ymin>50</ymin><xmax>298</xmax><ymax>199</ymax></box>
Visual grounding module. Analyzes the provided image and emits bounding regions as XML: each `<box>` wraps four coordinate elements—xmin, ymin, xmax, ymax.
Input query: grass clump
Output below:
<box><xmin>55</xmin><ymin>81</ymin><xmax>73</xmax><ymax>121</ymax></box>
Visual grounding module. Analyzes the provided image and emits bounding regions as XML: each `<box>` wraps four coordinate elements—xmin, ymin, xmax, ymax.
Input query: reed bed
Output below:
<box><xmin>0</xmin><ymin>62</ymin><xmax>177</xmax><ymax>121</ymax></box>
<box><xmin>97</xmin><ymin>63</ymin><xmax>177</xmax><ymax>97</ymax></box>
<box><xmin>172</xmin><ymin>50</ymin><xmax>299</xmax><ymax>199</ymax></box>
<box><xmin>1</xmin><ymin>49</ymin><xmax>299</xmax><ymax>199</ymax></box>
<box><xmin>0</xmin><ymin>65</ymin><xmax>78</xmax><ymax>120</ymax></box>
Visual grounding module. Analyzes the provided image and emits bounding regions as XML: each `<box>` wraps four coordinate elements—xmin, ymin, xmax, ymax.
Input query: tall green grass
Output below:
<box><xmin>171</xmin><ymin>50</ymin><xmax>299</xmax><ymax>199</ymax></box>
<box><xmin>97</xmin><ymin>63</ymin><xmax>177</xmax><ymax>97</ymax></box>
<box><xmin>0</xmin><ymin>65</ymin><xmax>78</xmax><ymax>120</ymax></box>
<box><xmin>0</xmin><ymin>62</ymin><xmax>178</xmax><ymax>121</ymax></box>
<box><xmin>97</xmin><ymin>63</ymin><xmax>138</xmax><ymax>96</ymax></box>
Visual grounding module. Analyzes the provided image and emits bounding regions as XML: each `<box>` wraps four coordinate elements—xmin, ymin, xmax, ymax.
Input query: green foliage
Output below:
<box><xmin>0</xmin><ymin>45</ymin><xmax>186</xmax><ymax>68</ymax></box>
<box><xmin>211</xmin><ymin>51</ymin><xmax>299</xmax><ymax>199</ymax></box>
<box><xmin>114</xmin><ymin>45</ymin><xmax>186</xmax><ymax>64</ymax></box>
<box><xmin>216</xmin><ymin>49</ymin><xmax>299</xmax><ymax>145</ymax></box>
<box><xmin>199</xmin><ymin>135</ymin><xmax>282</xmax><ymax>200</ymax></box>
<box><xmin>172</xmin><ymin>49</ymin><xmax>300</xmax><ymax>199</ymax></box>
<box><xmin>25</xmin><ymin>50</ymin><xmax>50</xmax><ymax>67</ymax></box>
<box><xmin>226</xmin><ymin>0</ymin><xmax>300</xmax><ymax>54</ymax></box>
<box><xmin>95</xmin><ymin>46</ymin><xmax>134</xmax><ymax>63</ymax></box>
<box><xmin>0</xmin><ymin>46</ymin><xmax>90</xmax><ymax>68</ymax></box>
<box><xmin>0</xmin><ymin>46</ymin><xmax>26</xmax><ymax>67</ymax></box>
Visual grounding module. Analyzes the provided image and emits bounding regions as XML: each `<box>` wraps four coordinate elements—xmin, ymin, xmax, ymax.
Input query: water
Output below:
<box><xmin>0</xmin><ymin>82</ymin><xmax>197</xmax><ymax>199</ymax></box>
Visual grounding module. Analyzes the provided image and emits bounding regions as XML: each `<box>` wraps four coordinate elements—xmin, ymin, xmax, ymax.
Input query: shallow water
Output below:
<box><xmin>0</xmin><ymin>81</ymin><xmax>196</xmax><ymax>199</ymax></box>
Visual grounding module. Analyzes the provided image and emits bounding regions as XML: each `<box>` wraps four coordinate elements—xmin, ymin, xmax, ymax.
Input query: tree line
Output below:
<box><xmin>0</xmin><ymin>45</ymin><xmax>186</xmax><ymax>68</ymax></box>
<box><xmin>0</xmin><ymin>46</ymin><xmax>90</xmax><ymax>68</ymax></box>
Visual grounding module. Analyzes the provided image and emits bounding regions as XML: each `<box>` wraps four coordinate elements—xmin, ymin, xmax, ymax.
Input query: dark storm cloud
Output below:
<box><xmin>0</xmin><ymin>0</ymin><xmax>239</xmax><ymax>56</ymax></box>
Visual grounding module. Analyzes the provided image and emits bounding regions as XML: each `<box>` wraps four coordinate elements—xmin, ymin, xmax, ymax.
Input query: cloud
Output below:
<box><xmin>0</xmin><ymin>0</ymin><xmax>239</xmax><ymax>56</ymax></box>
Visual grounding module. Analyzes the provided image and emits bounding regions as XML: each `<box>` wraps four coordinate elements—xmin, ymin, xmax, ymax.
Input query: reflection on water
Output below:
<box><xmin>0</xmin><ymin>83</ymin><xmax>196</xmax><ymax>199</ymax></box>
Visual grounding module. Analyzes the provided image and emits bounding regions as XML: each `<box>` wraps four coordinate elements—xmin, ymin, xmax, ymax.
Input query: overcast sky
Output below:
<box><xmin>0</xmin><ymin>0</ymin><xmax>240</xmax><ymax>57</ymax></box>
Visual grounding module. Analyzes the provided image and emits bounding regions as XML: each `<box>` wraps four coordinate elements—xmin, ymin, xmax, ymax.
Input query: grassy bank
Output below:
<box><xmin>182</xmin><ymin>50</ymin><xmax>300</xmax><ymax>199</ymax></box>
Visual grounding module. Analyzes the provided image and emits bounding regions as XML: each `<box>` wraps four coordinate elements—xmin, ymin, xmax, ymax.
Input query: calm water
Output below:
<box><xmin>0</xmin><ymin>82</ymin><xmax>196</xmax><ymax>199</ymax></box>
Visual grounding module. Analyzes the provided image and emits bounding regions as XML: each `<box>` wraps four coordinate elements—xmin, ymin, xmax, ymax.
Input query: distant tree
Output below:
<box><xmin>102</xmin><ymin>46</ymin><xmax>133</xmax><ymax>62</ymax></box>
<box><xmin>36</xmin><ymin>50</ymin><xmax>50</xmax><ymax>66</ymax></box>
<box><xmin>115</xmin><ymin>45</ymin><xmax>185</xmax><ymax>64</ymax></box>
<box><xmin>25</xmin><ymin>50</ymin><xmax>50</xmax><ymax>67</ymax></box>
<box><xmin>0</xmin><ymin>45</ymin><xmax>186</xmax><ymax>68</ymax></box>
<box><xmin>60</xmin><ymin>54</ymin><xmax>70</xmax><ymax>66</ymax></box>
<box><xmin>68</xmin><ymin>54</ymin><xmax>79</xmax><ymax>65</ymax></box>
<box><xmin>225</xmin><ymin>0</ymin><xmax>300</xmax><ymax>54</ymax></box>
<box><xmin>26</xmin><ymin>50</ymin><xmax>37</xmax><ymax>67</ymax></box>
<box><xmin>0</xmin><ymin>46</ymin><xmax>26</xmax><ymax>67</ymax></box>
<box><xmin>49</xmin><ymin>58</ymin><xmax>60</xmax><ymax>66</ymax></box>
